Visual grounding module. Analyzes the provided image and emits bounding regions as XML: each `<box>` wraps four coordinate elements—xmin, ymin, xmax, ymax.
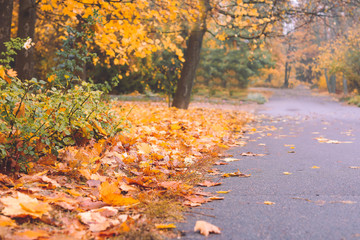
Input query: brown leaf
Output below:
<box><xmin>194</xmin><ymin>220</ymin><xmax>221</xmax><ymax>236</ymax></box>
<box><xmin>197</xmin><ymin>180</ymin><xmax>222</xmax><ymax>187</ymax></box>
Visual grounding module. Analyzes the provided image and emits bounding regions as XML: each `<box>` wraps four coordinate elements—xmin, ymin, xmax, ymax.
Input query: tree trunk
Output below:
<box><xmin>324</xmin><ymin>69</ymin><xmax>331</xmax><ymax>93</ymax></box>
<box><xmin>0</xmin><ymin>0</ymin><xmax>14</xmax><ymax>56</ymax></box>
<box><xmin>15</xmin><ymin>0</ymin><xmax>36</xmax><ymax>80</ymax></box>
<box><xmin>172</xmin><ymin>0</ymin><xmax>209</xmax><ymax>109</ymax></box>
<box><xmin>283</xmin><ymin>61</ymin><xmax>290</xmax><ymax>88</ymax></box>
<box><xmin>342</xmin><ymin>73</ymin><xmax>348</xmax><ymax>95</ymax></box>
<box><xmin>329</xmin><ymin>74</ymin><xmax>336</xmax><ymax>93</ymax></box>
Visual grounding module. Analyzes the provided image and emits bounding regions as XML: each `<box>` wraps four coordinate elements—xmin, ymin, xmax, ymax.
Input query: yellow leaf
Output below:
<box><xmin>170</xmin><ymin>124</ymin><xmax>181</xmax><ymax>130</ymax></box>
<box><xmin>0</xmin><ymin>192</ymin><xmax>51</xmax><ymax>218</ymax></box>
<box><xmin>137</xmin><ymin>143</ymin><xmax>152</xmax><ymax>155</ymax></box>
<box><xmin>216</xmin><ymin>190</ymin><xmax>231</xmax><ymax>194</ymax></box>
<box><xmin>93</xmin><ymin>121</ymin><xmax>107</xmax><ymax>136</ymax></box>
<box><xmin>155</xmin><ymin>223</ymin><xmax>176</xmax><ymax>229</ymax></box>
<box><xmin>264</xmin><ymin>201</ymin><xmax>275</xmax><ymax>205</ymax></box>
<box><xmin>311</xmin><ymin>166</ymin><xmax>320</xmax><ymax>169</ymax></box>
<box><xmin>283</xmin><ymin>172</ymin><xmax>292</xmax><ymax>175</ymax></box>
<box><xmin>100</xmin><ymin>181</ymin><xmax>139</xmax><ymax>206</ymax></box>
<box><xmin>209</xmin><ymin>196</ymin><xmax>224</xmax><ymax>200</ymax></box>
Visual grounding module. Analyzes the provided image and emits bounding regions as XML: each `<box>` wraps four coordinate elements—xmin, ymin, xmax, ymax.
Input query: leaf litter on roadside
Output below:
<box><xmin>0</xmin><ymin>102</ymin><xmax>254</xmax><ymax>239</ymax></box>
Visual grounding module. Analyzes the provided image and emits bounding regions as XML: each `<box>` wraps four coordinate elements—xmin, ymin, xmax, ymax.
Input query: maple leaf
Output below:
<box><xmin>194</xmin><ymin>220</ymin><xmax>221</xmax><ymax>236</ymax></box>
<box><xmin>197</xmin><ymin>180</ymin><xmax>222</xmax><ymax>187</ymax></box>
<box><xmin>7</xmin><ymin>69</ymin><xmax>17</xmax><ymax>78</ymax></box>
<box><xmin>78</xmin><ymin>210</ymin><xmax>120</xmax><ymax>232</ymax></box>
<box><xmin>99</xmin><ymin>181</ymin><xmax>139</xmax><ymax>206</ymax></box>
<box><xmin>0</xmin><ymin>192</ymin><xmax>52</xmax><ymax>218</ymax></box>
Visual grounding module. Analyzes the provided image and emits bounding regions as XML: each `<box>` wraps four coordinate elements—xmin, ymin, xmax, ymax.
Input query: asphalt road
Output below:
<box><xmin>175</xmin><ymin>86</ymin><xmax>360</xmax><ymax>240</ymax></box>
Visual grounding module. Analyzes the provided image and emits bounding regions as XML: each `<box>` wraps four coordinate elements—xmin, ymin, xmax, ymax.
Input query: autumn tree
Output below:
<box><xmin>173</xmin><ymin>0</ymin><xmax>291</xmax><ymax>108</ymax></box>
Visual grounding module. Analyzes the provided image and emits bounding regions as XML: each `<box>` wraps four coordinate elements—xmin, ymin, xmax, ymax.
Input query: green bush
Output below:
<box><xmin>0</xmin><ymin>69</ymin><xmax>122</xmax><ymax>172</ymax></box>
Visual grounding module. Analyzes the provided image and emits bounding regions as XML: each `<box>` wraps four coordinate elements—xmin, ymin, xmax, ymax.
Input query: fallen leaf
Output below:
<box><xmin>216</xmin><ymin>190</ymin><xmax>231</xmax><ymax>194</ymax></box>
<box><xmin>264</xmin><ymin>201</ymin><xmax>275</xmax><ymax>205</ymax></box>
<box><xmin>240</xmin><ymin>152</ymin><xmax>266</xmax><ymax>157</ymax></box>
<box><xmin>311</xmin><ymin>166</ymin><xmax>320</xmax><ymax>169</ymax></box>
<box><xmin>283</xmin><ymin>172</ymin><xmax>292</xmax><ymax>175</ymax></box>
<box><xmin>288</xmin><ymin>151</ymin><xmax>295</xmax><ymax>153</ymax></box>
<box><xmin>13</xmin><ymin>230</ymin><xmax>50</xmax><ymax>240</ymax></box>
<box><xmin>209</xmin><ymin>196</ymin><xmax>224</xmax><ymax>200</ymax></box>
<box><xmin>315</xmin><ymin>137</ymin><xmax>352</xmax><ymax>144</ymax></box>
<box><xmin>0</xmin><ymin>215</ymin><xmax>17</xmax><ymax>227</ymax></box>
<box><xmin>155</xmin><ymin>223</ymin><xmax>176</xmax><ymax>229</ymax></box>
<box><xmin>0</xmin><ymin>192</ymin><xmax>52</xmax><ymax>218</ymax></box>
<box><xmin>78</xmin><ymin>210</ymin><xmax>120</xmax><ymax>232</ymax></box>
<box><xmin>100</xmin><ymin>181</ymin><xmax>139</xmax><ymax>206</ymax></box>
<box><xmin>221</xmin><ymin>157</ymin><xmax>241</xmax><ymax>162</ymax></box>
<box><xmin>214</xmin><ymin>161</ymin><xmax>229</xmax><ymax>165</ymax></box>
<box><xmin>330</xmin><ymin>201</ymin><xmax>356</xmax><ymax>204</ymax></box>
<box><xmin>222</xmin><ymin>169</ymin><xmax>250</xmax><ymax>178</ymax></box>
<box><xmin>197</xmin><ymin>180</ymin><xmax>222</xmax><ymax>187</ymax></box>
<box><xmin>137</xmin><ymin>143</ymin><xmax>152</xmax><ymax>155</ymax></box>
<box><xmin>194</xmin><ymin>220</ymin><xmax>221</xmax><ymax>236</ymax></box>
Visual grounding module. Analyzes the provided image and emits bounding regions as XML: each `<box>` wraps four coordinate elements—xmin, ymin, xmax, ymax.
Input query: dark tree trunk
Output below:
<box><xmin>172</xmin><ymin>26</ymin><xmax>206</xmax><ymax>109</ymax></box>
<box><xmin>265</xmin><ymin>73</ymin><xmax>272</xmax><ymax>83</ymax></box>
<box><xmin>172</xmin><ymin>0</ymin><xmax>209</xmax><ymax>109</ymax></box>
<box><xmin>15</xmin><ymin>0</ymin><xmax>36</xmax><ymax>80</ymax></box>
<box><xmin>342</xmin><ymin>73</ymin><xmax>348</xmax><ymax>95</ymax></box>
<box><xmin>324</xmin><ymin>69</ymin><xmax>331</xmax><ymax>93</ymax></box>
<box><xmin>0</xmin><ymin>0</ymin><xmax>13</xmax><ymax>56</ymax></box>
<box><xmin>329</xmin><ymin>74</ymin><xmax>336</xmax><ymax>93</ymax></box>
<box><xmin>283</xmin><ymin>61</ymin><xmax>291</xmax><ymax>88</ymax></box>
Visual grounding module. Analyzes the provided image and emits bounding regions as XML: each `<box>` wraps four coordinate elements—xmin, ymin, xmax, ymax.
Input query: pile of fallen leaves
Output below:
<box><xmin>0</xmin><ymin>102</ymin><xmax>253</xmax><ymax>239</ymax></box>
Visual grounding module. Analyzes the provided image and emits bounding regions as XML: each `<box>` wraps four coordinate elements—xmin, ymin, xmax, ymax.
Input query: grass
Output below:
<box><xmin>346</xmin><ymin>95</ymin><xmax>360</xmax><ymax>107</ymax></box>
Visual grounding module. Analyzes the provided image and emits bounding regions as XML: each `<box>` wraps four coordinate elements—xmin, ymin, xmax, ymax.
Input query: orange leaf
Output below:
<box><xmin>0</xmin><ymin>215</ymin><xmax>17</xmax><ymax>227</ymax></box>
<box><xmin>14</xmin><ymin>230</ymin><xmax>50</xmax><ymax>240</ymax></box>
<box><xmin>100</xmin><ymin>181</ymin><xmax>139</xmax><ymax>206</ymax></box>
<box><xmin>7</xmin><ymin>69</ymin><xmax>17</xmax><ymax>78</ymax></box>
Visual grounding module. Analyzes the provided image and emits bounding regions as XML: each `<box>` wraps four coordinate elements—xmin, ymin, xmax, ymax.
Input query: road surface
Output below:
<box><xmin>175</xmin><ymin>86</ymin><xmax>360</xmax><ymax>240</ymax></box>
